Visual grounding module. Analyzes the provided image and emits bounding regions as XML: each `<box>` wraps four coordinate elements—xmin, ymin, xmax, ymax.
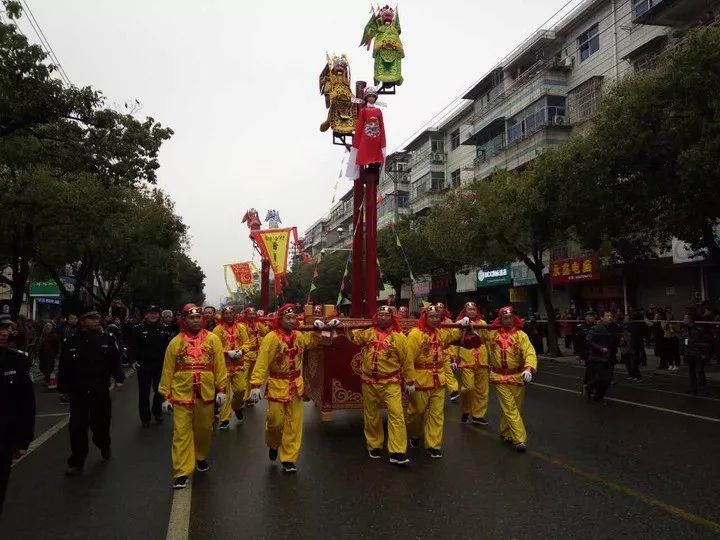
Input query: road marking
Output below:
<box><xmin>36</xmin><ymin>412</ymin><xmax>71</xmax><ymax>418</ymax></box>
<box><xmin>11</xmin><ymin>415</ymin><xmax>69</xmax><ymax>467</ymax></box>
<box><xmin>458</xmin><ymin>420</ymin><xmax>720</xmax><ymax>534</ymax></box>
<box><xmin>532</xmin><ymin>382</ymin><xmax>720</xmax><ymax>423</ymax></box>
<box><xmin>166</xmin><ymin>484</ymin><xmax>192</xmax><ymax>540</ymax></box>
<box><xmin>541</xmin><ymin>370</ymin><xmax>720</xmax><ymax>402</ymax></box>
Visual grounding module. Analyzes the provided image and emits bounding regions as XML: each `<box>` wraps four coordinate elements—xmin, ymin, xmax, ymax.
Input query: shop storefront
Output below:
<box><xmin>475</xmin><ymin>266</ymin><xmax>511</xmax><ymax>315</ymax></box>
<box><xmin>29</xmin><ymin>281</ymin><xmax>62</xmax><ymax>321</ymax></box>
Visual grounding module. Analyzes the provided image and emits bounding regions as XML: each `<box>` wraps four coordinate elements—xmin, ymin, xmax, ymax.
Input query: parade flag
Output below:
<box><xmin>224</xmin><ymin>261</ymin><xmax>258</xmax><ymax>298</ymax></box>
<box><xmin>391</xmin><ymin>223</ymin><xmax>416</xmax><ymax>282</ymax></box>
<box><xmin>251</xmin><ymin>227</ymin><xmax>298</xmax><ymax>294</ymax></box>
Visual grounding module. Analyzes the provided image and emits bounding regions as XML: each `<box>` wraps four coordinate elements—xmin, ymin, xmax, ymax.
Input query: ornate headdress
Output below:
<box><xmin>364</xmin><ymin>86</ymin><xmax>379</xmax><ymax>100</ymax></box>
<box><xmin>378</xmin><ymin>5</ymin><xmax>395</xmax><ymax>23</ymax></box>
<box><xmin>493</xmin><ymin>305</ymin><xmax>524</xmax><ymax>330</ymax></box>
<box><xmin>456</xmin><ymin>302</ymin><xmax>482</xmax><ymax>322</ymax></box>
<box><xmin>182</xmin><ymin>304</ymin><xmax>203</xmax><ymax>317</ymax></box>
<box><xmin>373</xmin><ymin>305</ymin><xmax>401</xmax><ymax>332</ymax></box>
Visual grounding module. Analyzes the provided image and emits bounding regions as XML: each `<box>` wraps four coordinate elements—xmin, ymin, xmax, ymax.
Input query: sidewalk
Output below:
<box><xmin>539</xmin><ymin>347</ymin><xmax>720</xmax><ymax>383</ymax></box>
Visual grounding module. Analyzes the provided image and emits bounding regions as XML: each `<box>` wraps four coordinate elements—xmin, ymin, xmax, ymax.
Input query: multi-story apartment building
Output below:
<box><xmin>303</xmin><ymin>0</ymin><xmax>719</xmax><ymax>312</ymax></box>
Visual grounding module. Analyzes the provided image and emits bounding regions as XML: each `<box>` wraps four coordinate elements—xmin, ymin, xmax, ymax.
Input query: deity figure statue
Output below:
<box><xmin>319</xmin><ymin>54</ymin><xmax>357</xmax><ymax>134</ymax></box>
<box><xmin>242</xmin><ymin>209</ymin><xmax>262</xmax><ymax>232</ymax></box>
<box><xmin>265</xmin><ymin>210</ymin><xmax>282</xmax><ymax>229</ymax></box>
<box><xmin>360</xmin><ymin>5</ymin><xmax>404</xmax><ymax>86</ymax></box>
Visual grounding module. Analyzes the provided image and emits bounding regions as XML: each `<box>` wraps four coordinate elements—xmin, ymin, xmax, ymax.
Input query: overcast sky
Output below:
<box><xmin>19</xmin><ymin>0</ymin><xmax>573</xmax><ymax>306</ymax></box>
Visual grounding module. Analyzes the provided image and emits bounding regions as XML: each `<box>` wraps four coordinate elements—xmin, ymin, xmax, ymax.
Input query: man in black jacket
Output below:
<box><xmin>0</xmin><ymin>317</ymin><xmax>36</xmax><ymax>516</ymax></box>
<box><xmin>586</xmin><ymin>310</ymin><xmax>618</xmax><ymax>402</ymax></box>
<box><xmin>681</xmin><ymin>311</ymin><xmax>709</xmax><ymax>394</ymax></box>
<box><xmin>128</xmin><ymin>305</ymin><xmax>173</xmax><ymax>427</ymax></box>
<box><xmin>573</xmin><ymin>310</ymin><xmax>597</xmax><ymax>392</ymax></box>
<box><xmin>58</xmin><ymin>309</ymin><xmax>125</xmax><ymax>477</ymax></box>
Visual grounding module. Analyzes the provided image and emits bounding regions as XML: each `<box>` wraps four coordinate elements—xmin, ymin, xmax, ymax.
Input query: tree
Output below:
<box><xmin>284</xmin><ymin>252</ymin><xmax>349</xmax><ymax>307</ymax></box>
<box><xmin>429</xmin><ymin>168</ymin><xmax>564</xmax><ymax>355</ymax></box>
<box><xmin>377</xmin><ymin>216</ymin><xmax>444</xmax><ymax>306</ymax></box>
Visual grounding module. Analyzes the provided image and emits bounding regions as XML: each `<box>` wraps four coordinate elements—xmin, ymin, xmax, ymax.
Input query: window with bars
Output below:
<box><xmin>578</xmin><ymin>23</ymin><xmax>600</xmax><ymax>62</ymax></box>
<box><xmin>450</xmin><ymin>129</ymin><xmax>460</xmax><ymax>150</ymax></box>
<box><xmin>431</xmin><ymin>138</ymin><xmax>445</xmax><ymax>153</ymax></box>
<box><xmin>568</xmin><ymin>77</ymin><xmax>603</xmax><ymax>124</ymax></box>
<box><xmin>451</xmin><ymin>169</ymin><xmax>461</xmax><ymax>188</ymax></box>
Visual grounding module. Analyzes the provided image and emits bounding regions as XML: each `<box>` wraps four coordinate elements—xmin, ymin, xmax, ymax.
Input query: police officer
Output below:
<box><xmin>128</xmin><ymin>305</ymin><xmax>173</xmax><ymax>427</ymax></box>
<box><xmin>586</xmin><ymin>310</ymin><xmax>619</xmax><ymax>402</ymax></box>
<box><xmin>573</xmin><ymin>310</ymin><xmax>597</xmax><ymax>393</ymax></box>
<box><xmin>58</xmin><ymin>308</ymin><xmax>125</xmax><ymax>477</ymax></box>
<box><xmin>0</xmin><ymin>317</ymin><xmax>36</xmax><ymax>516</ymax></box>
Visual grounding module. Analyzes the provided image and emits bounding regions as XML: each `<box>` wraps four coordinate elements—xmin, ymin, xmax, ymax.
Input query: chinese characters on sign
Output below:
<box><xmin>550</xmin><ymin>257</ymin><xmax>600</xmax><ymax>285</ymax></box>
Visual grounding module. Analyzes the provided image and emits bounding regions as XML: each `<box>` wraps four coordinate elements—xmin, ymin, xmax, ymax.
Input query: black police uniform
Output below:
<box><xmin>0</xmin><ymin>346</ymin><xmax>35</xmax><ymax>515</ymax></box>
<box><xmin>58</xmin><ymin>329</ymin><xmax>124</xmax><ymax>469</ymax></box>
<box><xmin>128</xmin><ymin>321</ymin><xmax>173</xmax><ymax>424</ymax></box>
<box><xmin>585</xmin><ymin>322</ymin><xmax>619</xmax><ymax>401</ymax></box>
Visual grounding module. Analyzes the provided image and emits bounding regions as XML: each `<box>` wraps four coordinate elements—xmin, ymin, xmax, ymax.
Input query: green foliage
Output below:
<box><xmin>284</xmin><ymin>252</ymin><xmax>349</xmax><ymax>306</ymax></box>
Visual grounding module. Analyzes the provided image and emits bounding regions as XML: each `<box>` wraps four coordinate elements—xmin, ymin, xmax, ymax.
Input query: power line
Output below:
<box><xmin>18</xmin><ymin>0</ymin><xmax>72</xmax><ymax>86</ymax></box>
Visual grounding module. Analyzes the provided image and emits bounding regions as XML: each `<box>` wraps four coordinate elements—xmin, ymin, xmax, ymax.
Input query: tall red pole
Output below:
<box><xmin>351</xmin><ymin>179</ymin><xmax>364</xmax><ymax>317</ymax></box>
<box><xmin>260</xmin><ymin>258</ymin><xmax>270</xmax><ymax>313</ymax></box>
<box><xmin>364</xmin><ymin>166</ymin><xmax>379</xmax><ymax>316</ymax></box>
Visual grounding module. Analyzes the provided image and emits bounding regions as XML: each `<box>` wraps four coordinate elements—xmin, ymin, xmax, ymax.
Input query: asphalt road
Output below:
<box><xmin>3</xmin><ymin>359</ymin><xmax>719</xmax><ymax>540</ymax></box>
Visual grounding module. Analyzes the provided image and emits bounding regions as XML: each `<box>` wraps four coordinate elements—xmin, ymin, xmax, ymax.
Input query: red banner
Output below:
<box><xmin>550</xmin><ymin>257</ymin><xmax>600</xmax><ymax>285</ymax></box>
<box><xmin>229</xmin><ymin>262</ymin><xmax>253</xmax><ymax>286</ymax></box>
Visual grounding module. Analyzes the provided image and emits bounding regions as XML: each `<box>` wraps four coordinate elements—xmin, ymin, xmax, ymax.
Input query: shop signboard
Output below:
<box><xmin>476</xmin><ymin>266</ymin><xmax>512</xmax><ymax>288</ymax></box>
<box><xmin>29</xmin><ymin>281</ymin><xmax>60</xmax><ymax>297</ymax></box>
<box><xmin>550</xmin><ymin>257</ymin><xmax>600</xmax><ymax>285</ymax></box>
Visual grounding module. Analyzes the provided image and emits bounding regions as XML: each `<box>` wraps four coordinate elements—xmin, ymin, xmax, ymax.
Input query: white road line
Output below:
<box><xmin>166</xmin><ymin>485</ymin><xmax>192</xmax><ymax>540</ymax></box>
<box><xmin>532</xmin><ymin>382</ymin><xmax>720</xmax><ymax>423</ymax></box>
<box><xmin>540</xmin><ymin>370</ymin><xmax>720</xmax><ymax>402</ymax></box>
<box><xmin>35</xmin><ymin>412</ymin><xmax>71</xmax><ymax>418</ymax></box>
<box><xmin>11</xmin><ymin>415</ymin><xmax>70</xmax><ymax>467</ymax></box>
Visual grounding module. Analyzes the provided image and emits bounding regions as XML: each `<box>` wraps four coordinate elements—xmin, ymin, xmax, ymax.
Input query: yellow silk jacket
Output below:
<box><xmin>481</xmin><ymin>327</ymin><xmax>538</xmax><ymax>386</ymax></box>
<box><xmin>406</xmin><ymin>327</ymin><xmax>464</xmax><ymax>390</ymax></box>
<box><xmin>348</xmin><ymin>327</ymin><xmax>414</xmax><ymax>385</ymax></box>
<box><xmin>237</xmin><ymin>321</ymin><xmax>270</xmax><ymax>362</ymax></box>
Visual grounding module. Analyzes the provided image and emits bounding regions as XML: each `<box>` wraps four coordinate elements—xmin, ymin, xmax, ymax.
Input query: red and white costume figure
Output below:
<box><xmin>346</xmin><ymin>86</ymin><xmax>386</xmax><ymax>180</ymax></box>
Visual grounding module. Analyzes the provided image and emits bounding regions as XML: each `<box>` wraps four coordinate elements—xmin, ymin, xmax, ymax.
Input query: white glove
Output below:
<box><xmin>327</xmin><ymin>318</ymin><xmax>340</xmax><ymax>328</ymax></box>
<box><xmin>161</xmin><ymin>401</ymin><xmax>173</xmax><ymax>414</ymax></box>
<box><xmin>522</xmin><ymin>369</ymin><xmax>533</xmax><ymax>384</ymax></box>
<box><xmin>451</xmin><ymin>361</ymin><xmax>458</xmax><ymax>371</ymax></box>
<box><xmin>404</xmin><ymin>383</ymin><xmax>415</xmax><ymax>394</ymax></box>
<box><xmin>459</xmin><ymin>316</ymin><xmax>471</xmax><ymax>327</ymax></box>
<box><xmin>313</xmin><ymin>320</ymin><xmax>326</xmax><ymax>329</ymax></box>
<box><xmin>228</xmin><ymin>350</ymin><xmax>243</xmax><ymax>360</ymax></box>
<box><xmin>249</xmin><ymin>388</ymin><xmax>263</xmax><ymax>402</ymax></box>
<box><xmin>215</xmin><ymin>392</ymin><xmax>227</xmax><ymax>407</ymax></box>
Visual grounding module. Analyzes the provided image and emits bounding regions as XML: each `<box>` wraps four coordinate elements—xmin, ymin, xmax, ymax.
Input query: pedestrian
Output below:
<box><xmin>236</xmin><ymin>307</ymin><xmax>270</xmax><ymax>408</ymax></box>
<box><xmin>0</xmin><ymin>317</ymin><xmax>36</xmax><ymax>516</ymax></box>
<box><xmin>480</xmin><ymin>306</ymin><xmax>537</xmax><ymax>452</ymax></box>
<box><xmin>454</xmin><ymin>302</ymin><xmax>490</xmax><ymax>426</ymax></box>
<box><xmin>213</xmin><ymin>306</ymin><xmax>246</xmax><ymax>430</ymax></box>
<box><xmin>525</xmin><ymin>314</ymin><xmax>544</xmax><ymax>355</ymax></box>
<box><xmin>161</xmin><ymin>310</ymin><xmax>178</xmax><ymax>335</ymax></box>
<box><xmin>248</xmin><ymin>305</ymin><xmax>335</xmax><ymax>473</ymax></box>
<box><xmin>680</xmin><ymin>311</ymin><xmax>709</xmax><ymax>394</ymax></box>
<box><xmin>203</xmin><ymin>306</ymin><xmax>217</xmax><ymax>331</ymax></box>
<box><xmin>58</xmin><ymin>308</ymin><xmax>125</xmax><ymax>477</ymax></box>
<box><xmin>561</xmin><ymin>311</ymin><xmax>573</xmax><ymax>350</ymax></box>
<box><xmin>585</xmin><ymin>310</ymin><xmax>618</xmax><ymax>403</ymax></box>
<box><xmin>405</xmin><ymin>305</ymin><xmax>473</xmax><ymax>459</ymax></box>
<box><xmin>37</xmin><ymin>321</ymin><xmax>60</xmax><ymax>386</ymax></box>
<box><xmin>159</xmin><ymin>304</ymin><xmax>227</xmax><ymax>489</ymax></box>
<box><xmin>660</xmin><ymin>310</ymin><xmax>681</xmax><ymax>371</ymax></box>
<box><xmin>620</xmin><ymin>314</ymin><xmax>642</xmax><ymax>382</ymax></box>
<box><xmin>346</xmin><ymin>305</ymin><xmax>413</xmax><ymax>466</ymax></box>
<box><xmin>128</xmin><ymin>305</ymin><xmax>173</xmax><ymax>427</ymax></box>
<box><xmin>573</xmin><ymin>310</ymin><xmax>597</xmax><ymax>393</ymax></box>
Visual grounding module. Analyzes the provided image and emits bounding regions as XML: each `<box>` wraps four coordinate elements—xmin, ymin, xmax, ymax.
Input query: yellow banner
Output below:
<box><xmin>251</xmin><ymin>228</ymin><xmax>292</xmax><ymax>276</ymax></box>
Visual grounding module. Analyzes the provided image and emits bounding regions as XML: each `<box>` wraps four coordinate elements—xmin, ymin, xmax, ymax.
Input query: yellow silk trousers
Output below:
<box><xmin>362</xmin><ymin>383</ymin><xmax>407</xmax><ymax>453</ymax></box>
<box><xmin>171</xmin><ymin>402</ymin><xmax>215</xmax><ymax>478</ymax></box>
<box><xmin>219</xmin><ymin>371</ymin><xmax>246</xmax><ymax>422</ymax></box>
<box><xmin>495</xmin><ymin>384</ymin><xmax>527</xmax><ymax>444</ymax></box>
<box><xmin>406</xmin><ymin>387</ymin><xmax>446</xmax><ymax>449</ymax></box>
<box><xmin>460</xmin><ymin>367</ymin><xmax>489</xmax><ymax>418</ymax></box>
<box><xmin>265</xmin><ymin>396</ymin><xmax>303</xmax><ymax>463</ymax></box>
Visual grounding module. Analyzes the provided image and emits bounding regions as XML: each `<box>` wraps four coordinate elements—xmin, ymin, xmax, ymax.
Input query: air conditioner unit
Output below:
<box><xmin>553</xmin><ymin>115</ymin><xmax>566</xmax><ymax>126</ymax></box>
<box><xmin>432</xmin><ymin>152</ymin><xmax>445</xmax><ymax>162</ymax></box>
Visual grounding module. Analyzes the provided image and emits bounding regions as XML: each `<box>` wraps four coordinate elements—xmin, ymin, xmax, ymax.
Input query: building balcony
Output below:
<box><xmin>410</xmin><ymin>187</ymin><xmax>447</xmax><ymax>214</ymax></box>
<box><xmin>632</xmin><ymin>0</ymin><xmax>719</xmax><ymax>26</ymax></box>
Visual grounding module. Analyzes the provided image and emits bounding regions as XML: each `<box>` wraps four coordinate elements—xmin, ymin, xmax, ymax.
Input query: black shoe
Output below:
<box><xmin>409</xmin><ymin>438</ymin><xmax>420</xmax><ymax>449</ymax></box>
<box><xmin>461</xmin><ymin>413</ymin><xmax>470</xmax><ymax>423</ymax></box>
<box><xmin>269</xmin><ymin>448</ymin><xmax>278</xmax><ymax>461</ymax></box>
<box><xmin>235</xmin><ymin>409</ymin><xmax>244</xmax><ymax>423</ymax></box>
<box><xmin>100</xmin><ymin>447</ymin><xmax>111</xmax><ymax>460</ymax></box>
<box><xmin>471</xmin><ymin>417</ymin><xmax>489</xmax><ymax>426</ymax></box>
<box><xmin>282</xmin><ymin>461</ymin><xmax>297</xmax><ymax>473</ymax></box>
<box><xmin>427</xmin><ymin>448</ymin><xmax>443</xmax><ymax>459</ymax></box>
<box><xmin>196</xmin><ymin>459</ymin><xmax>209</xmax><ymax>472</ymax></box>
<box><xmin>218</xmin><ymin>420</ymin><xmax>231</xmax><ymax>431</ymax></box>
<box><xmin>64</xmin><ymin>466</ymin><xmax>82</xmax><ymax>477</ymax></box>
<box><xmin>514</xmin><ymin>442</ymin><xmax>527</xmax><ymax>453</ymax></box>
<box><xmin>389</xmin><ymin>453</ymin><xmax>410</xmax><ymax>466</ymax></box>
<box><xmin>449</xmin><ymin>391</ymin><xmax>460</xmax><ymax>402</ymax></box>
<box><xmin>368</xmin><ymin>448</ymin><xmax>382</xmax><ymax>459</ymax></box>
<box><xmin>173</xmin><ymin>476</ymin><xmax>189</xmax><ymax>490</ymax></box>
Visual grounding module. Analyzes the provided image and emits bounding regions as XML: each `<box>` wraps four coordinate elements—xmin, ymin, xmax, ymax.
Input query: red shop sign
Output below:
<box><xmin>550</xmin><ymin>257</ymin><xmax>600</xmax><ymax>285</ymax></box>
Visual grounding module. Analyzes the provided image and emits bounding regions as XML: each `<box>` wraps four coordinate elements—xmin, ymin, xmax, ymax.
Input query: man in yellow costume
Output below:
<box><xmin>455</xmin><ymin>302</ymin><xmax>490</xmax><ymax>426</ymax></box>
<box><xmin>237</xmin><ymin>306</ymin><xmax>269</xmax><ymax>408</ymax></box>
<box><xmin>249</xmin><ymin>304</ymin><xmax>337</xmax><ymax>473</ymax></box>
<box><xmin>435</xmin><ymin>302</ymin><xmax>460</xmax><ymax>403</ymax></box>
<box><xmin>481</xmin><ymin>305</ymin><xmax>537</xmax><ymax>452</ymax></box>
<box><xmin>346</xmin><ymin>305</ymin><xmax>414</xmax><ymax>466</ymax></box>
<box><xmin>159</xmin><ymin>304</ymin><xmax>227</xmax><ymax>489</ymax></box>
<box><xmin>213</xmin><ymin>306</ymin><xmax>245</xmax><ymax>430</ymax></box>
<box><xmin>406</xmin><ymin>304</ymin><xmax>472</xmax><ymax>458</ymax></box>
